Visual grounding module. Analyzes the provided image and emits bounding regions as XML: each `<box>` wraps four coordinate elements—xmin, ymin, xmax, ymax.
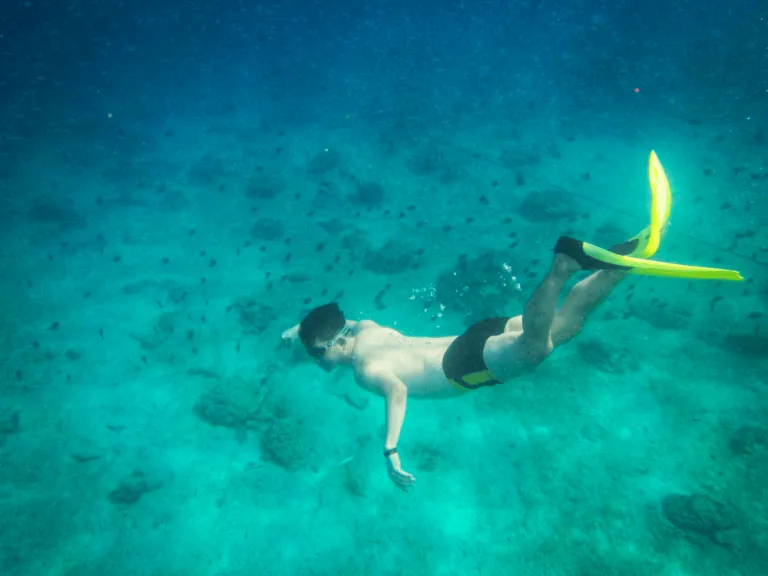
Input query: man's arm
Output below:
<box><xmin>366</xmin><ymin>367</ymin><xmax>416</xmax><ymax>491</ymax></box>
<box><xmin>281</xmin><ymin>324</ymin><xmax>301</xmax><ymax>343</ymax></box>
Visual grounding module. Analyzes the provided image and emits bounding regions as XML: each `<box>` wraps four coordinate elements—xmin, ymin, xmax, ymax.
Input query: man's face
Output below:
<box><xmin>307</xmin><ymin>325</ymin><xmax>349</xmax><ymax>371</ymax></box>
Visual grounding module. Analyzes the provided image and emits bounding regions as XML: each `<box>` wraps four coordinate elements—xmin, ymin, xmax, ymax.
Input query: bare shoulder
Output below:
<box><xmin>350</xmin><ymin>319</ymin><xmax>380</xmax><ymax>334</ymax></box>
<box><xmin>353</xmin><ymin>359</ymin><xmax>386</xmax><ymax>392</ymax></box>
<box><xmin>354</xmin><ymin>360</ymin><xmax>400</xmax><ymax>394</ymax></box>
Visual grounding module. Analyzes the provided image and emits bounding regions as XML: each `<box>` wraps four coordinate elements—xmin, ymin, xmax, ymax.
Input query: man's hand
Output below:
<box><xmin>386</xmin><ymin>452</ymin><xmax>415</xmax><ymax>491</ymax></box>
<box><xmin>281</xmin><ymin>324</ymin><xmax>300</xmax><ymax>347</ymax></box>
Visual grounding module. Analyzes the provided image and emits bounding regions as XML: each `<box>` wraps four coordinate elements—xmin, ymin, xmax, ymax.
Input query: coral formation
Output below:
<box><xmin>518</xmin><ymin>189</ymin><xmax>577</xmax><ymax>222</ymax></box>
<box><xmin>577</xmin><ymin>339</ymin><xmax>639</xmax><ymax>374</ymax></box>
<box><xmin>260</xmin><ymin>418</ymin><xmax>312</xmax><ymax>471</ymax></box>
<box><xmin>661</xmin><ymin>493</ymin><xmax>736</xmax><ymax>545</ymax></box>
<box><xmin>194</xmin><ymin>377</ymin><xmax>268</xmax><ymax>429</ymax></box>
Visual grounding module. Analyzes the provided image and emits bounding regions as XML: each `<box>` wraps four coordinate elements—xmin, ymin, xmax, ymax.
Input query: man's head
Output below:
<box><xmin>299</xmin><ymin>303</ymin><xmax>350</xmax><ymax>371</ymax></box>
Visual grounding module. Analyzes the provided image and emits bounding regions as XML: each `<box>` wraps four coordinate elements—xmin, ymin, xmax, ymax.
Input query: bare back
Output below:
<box><xmin>350</xmin><ymin>325</ymin><xmax>464</xmax><ymax>398</ymax></box>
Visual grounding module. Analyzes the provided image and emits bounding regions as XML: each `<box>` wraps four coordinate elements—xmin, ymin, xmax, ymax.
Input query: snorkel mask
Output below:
<box><xmin>307</xmin><ymin>324</ymin><xmax>350</xmax><ymax>369</ymax></box>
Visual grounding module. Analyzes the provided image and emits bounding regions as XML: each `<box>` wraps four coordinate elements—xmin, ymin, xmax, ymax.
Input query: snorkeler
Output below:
<box><xmin>281</xmin><ymin>152</ymin><xmax>743</xmax><ymax>491</ymax></box>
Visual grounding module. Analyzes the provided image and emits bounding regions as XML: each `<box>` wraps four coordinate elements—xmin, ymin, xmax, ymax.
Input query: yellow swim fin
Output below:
<box><xmin>610</xmin><ymin>150</ymin><xmax>671</xmax><ymax>259</ymax></box>
<box><xmin>554</xmin><ymin>149</ymin><xmax>743</xmax><ymax>281</ymax></box>
<box><xmin>555</xmin><ymin>237</ymin><xmax>744</xmax><ymax>281</ymax></box>
<box><xmin>558</xmin><ymin>150</ymin><xmax>744</xmax><ymax>281</ymax></box>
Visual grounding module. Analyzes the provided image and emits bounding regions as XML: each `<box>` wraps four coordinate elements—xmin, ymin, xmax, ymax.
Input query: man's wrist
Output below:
<box><xmin>383</xmin><ymin>446</ymin><xmax>397</xmax><ymax>458</ymax></box>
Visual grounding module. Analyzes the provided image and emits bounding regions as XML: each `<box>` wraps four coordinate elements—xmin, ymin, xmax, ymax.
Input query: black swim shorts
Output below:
<box><xmin>442</xmin><ymin>317</ymin><xmax>508</xmax><ymax>390</ymax></box>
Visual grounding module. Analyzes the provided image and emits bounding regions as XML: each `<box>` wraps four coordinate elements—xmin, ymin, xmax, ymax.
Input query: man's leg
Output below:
<box><xmin>514</xmin><ymin>253</ymin><xmax>581</xmax><ymax>358</ymax></box>
<box><xmin>551</xmin><ymin>269</ymin><xmax>628</xmax><ymax>345</ymax></box>
<box><xmin>485</xmin><ymin>254</ymin><xmax>581</xmax><ymax>377</ymax></box>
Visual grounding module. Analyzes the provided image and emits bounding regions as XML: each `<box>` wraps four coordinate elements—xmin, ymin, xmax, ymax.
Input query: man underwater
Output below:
<box><xmin>282</xmin><ymin>152</ymin><xmax>743</xmax><ymax>490</ymax></box>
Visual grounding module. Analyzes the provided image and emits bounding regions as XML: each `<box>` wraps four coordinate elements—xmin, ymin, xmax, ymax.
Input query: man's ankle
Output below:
<box><xmin>551</xmin><ymin>253</ymin><xmax>581</xmax><ymax>278</ymax></box>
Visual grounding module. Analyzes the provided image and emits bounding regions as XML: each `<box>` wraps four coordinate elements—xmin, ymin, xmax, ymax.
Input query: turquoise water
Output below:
<box><xmin>1</xmin><ymin>1</ymin><xmax>767</xmax><ymax>574</ymax></box>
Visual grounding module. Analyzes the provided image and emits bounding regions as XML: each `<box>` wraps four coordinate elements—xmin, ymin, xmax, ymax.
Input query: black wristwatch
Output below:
<box><xmin>383</xmin><ymin>447</ymin><xmax>397</xmax><ymax>458</ymax></box>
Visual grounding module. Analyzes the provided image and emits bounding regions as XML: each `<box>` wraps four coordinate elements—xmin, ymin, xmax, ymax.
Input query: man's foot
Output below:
<box><xmin>551</xmin><ymin>252</ymin><xmax>582</xmax><ymax>277</ymax></box>
<box><xmin>554</xmin><ymin>236</ymin><xmax>628</xmax><ymax>271</ymax></box>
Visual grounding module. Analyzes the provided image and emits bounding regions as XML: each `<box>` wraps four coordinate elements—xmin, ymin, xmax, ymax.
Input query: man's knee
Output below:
<box><xmin>552</xmin><ymin>314</ymin><xmax>584</xmax><ymax>346</ymax></box>
<box><xmin>518</xmin><ymin>339</ymin><xmax>553</xmax><ymax>366</ymax></box>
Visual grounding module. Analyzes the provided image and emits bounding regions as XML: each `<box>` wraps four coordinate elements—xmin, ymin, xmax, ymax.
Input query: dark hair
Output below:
<box><xmin>299</xmin><ymin>303</ymin><xmax>346</xmax><ymax>348</ymax></box>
